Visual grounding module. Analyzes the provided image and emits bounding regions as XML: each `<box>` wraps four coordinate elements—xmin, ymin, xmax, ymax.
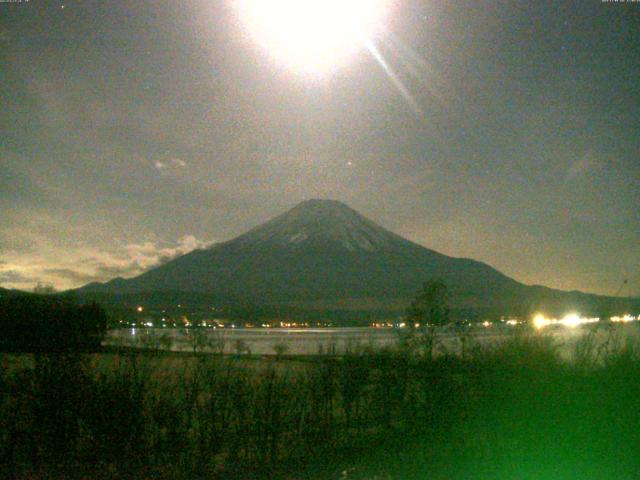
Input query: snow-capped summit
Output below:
<box><xmin>233</xmin><ymin>199</ymin><xmax>402</xmax><ymax>252</ymax></box>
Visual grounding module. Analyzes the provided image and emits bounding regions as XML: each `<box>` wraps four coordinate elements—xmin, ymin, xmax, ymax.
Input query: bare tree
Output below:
<box><xmin>233</xmin><ymin>339</ymin><xmax>250</xmax><ymax>356</ymax></box>
<box><xmin>404</xmin><ymin>279</ymin><xmax>450</xmax><ymax>359</ymax></box>
<box><xmin>210</xmin><ymin>328</ymin><xmax>226</xmax><ymax>355</ymax></box>
<box><xmin>33</xmin><ymin>282</ymin><xmax>56</xmax><ymax>294</ymax></box>
<box><xmin>182</xmin><ymin>327</ymin><xmax>209</xmax><ymax>354</ymax></box>
<box><xmin>273</xmin><ymin>342</ymin><xmax>289</xmax><ymax>360</ymax></box>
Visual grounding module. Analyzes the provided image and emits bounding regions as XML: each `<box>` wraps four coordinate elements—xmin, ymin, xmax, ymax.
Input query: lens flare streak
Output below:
<box><xmin>365</xmin><ymin>39</ymin><xmax>423</xmax><ymax>115</ymax></box>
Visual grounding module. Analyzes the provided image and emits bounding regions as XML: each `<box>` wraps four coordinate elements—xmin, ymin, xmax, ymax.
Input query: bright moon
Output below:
<box><xmin>236</xmin><ymin>0</ymin><xmax>389</xmax><ymax>75</ymax></box>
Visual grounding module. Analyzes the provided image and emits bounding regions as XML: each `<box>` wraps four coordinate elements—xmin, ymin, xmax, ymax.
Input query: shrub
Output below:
<box><xmin>0</xmin><ymin>295</ymin><xmax>107</xmax><ymax>352</ymax></box>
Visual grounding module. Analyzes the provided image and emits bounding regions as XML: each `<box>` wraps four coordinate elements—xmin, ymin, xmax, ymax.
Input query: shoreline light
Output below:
<box><xmin>611</xmin><ymin>314</ymin><xmax>637</xmax><ymax>323</ymax></box>
<box><xmin>533</xmin><ymin>313</ymin><xmax>600</xmax><ymax>330</ymax></box>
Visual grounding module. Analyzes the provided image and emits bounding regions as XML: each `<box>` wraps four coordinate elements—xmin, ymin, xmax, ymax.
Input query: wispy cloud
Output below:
<box><xmin>0</xmin><ymin>235</ymin><xmax>213</xmax><ymax>291</ymax></box>
<box><xmin>566</xmin><ymin>151</ymin><xmax>604</xmax><ymax>180</ymax></box>
<box><xmin>0</xmin><ymin>270</ymin><xmax>35</xmax><ymax>285</ymax></box>
<box><xmin>42</xmin><ymin>268</ymin><xmax>100</xmax><ymax>284</ymax></box>
<box><xmin>154</xmin><ymin>157</ymin><xmax>187</xmax><ymax>172</ymax></box>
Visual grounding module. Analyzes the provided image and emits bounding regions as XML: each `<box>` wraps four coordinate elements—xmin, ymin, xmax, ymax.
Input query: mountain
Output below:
<box><xmin>78</xmin><ymin>199</ymin><xmax>638</xmax><ymax>318</ymax></box>
<box><xmin>0</xmin><ymin>287</ymin><xmax>28</xmax><ymax>298</ymax></box>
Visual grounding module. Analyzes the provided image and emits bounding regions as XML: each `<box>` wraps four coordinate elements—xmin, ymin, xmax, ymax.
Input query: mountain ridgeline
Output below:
<box><xmin>78</xmin><ymin>200</ymin><xmax>638</xmax><ymax>319</ymax></box>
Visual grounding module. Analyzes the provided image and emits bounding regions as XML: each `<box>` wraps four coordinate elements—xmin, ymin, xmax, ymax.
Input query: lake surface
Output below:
<box><xmin>105</xmin><ymin>324</ymin><xmax>640</xmax><ymax>360</ymax></box>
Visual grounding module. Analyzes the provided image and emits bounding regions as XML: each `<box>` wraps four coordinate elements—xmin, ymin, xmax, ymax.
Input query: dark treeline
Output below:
<box><xmin>0</xmin><ymin>294</ymin><xmax>107</xmax><ymax>352</ymax></box>
<box><xmin>76</xmin><ymin>287</ymin><xmax>640</xmax><ymax>327</ymax></box>
<box><xmin>1</xmin><ymin>332</ymin><xmax>640</xmax><ymax>479</ymax></box>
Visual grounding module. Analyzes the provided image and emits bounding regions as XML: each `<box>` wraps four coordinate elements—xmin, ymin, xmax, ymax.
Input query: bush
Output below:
<box><xmin>0</xmin><ymin>294</ymin><xmax>107</xmax><ymax>352</ymax></box>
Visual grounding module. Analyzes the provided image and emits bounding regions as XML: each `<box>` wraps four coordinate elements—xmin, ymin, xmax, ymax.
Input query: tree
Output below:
<box><xmin>406</xmin><ymin>279</ymin><xmax>450</xmax><ymax>328</ymax></box>
<box><xmin>403</xmin><ymin>279</ymin><xmax>450</xmax><ymax>358</ymax></box>
<box><xmin>233</xmin><ymin>339</ymin><xmax>249</xmax><ymax>356</ymax></box>
<box><xmin>33</xmin><ymin>282</ymin><xmax>57</xmax><ymax>294</ymax></box>
<box><xmin>184</xmin><ymin>327</ymin><xmax>209</xmax><ymax>354</ymax></box>
<box><xmin>0</xmin><ymin>294</ymin><xmax>107</xmax><ymax>352</ymax></box>
<box><xmin>273</xmin><ymin>342</ymin><xmax>289</xmax><ymax>360</ymax></box>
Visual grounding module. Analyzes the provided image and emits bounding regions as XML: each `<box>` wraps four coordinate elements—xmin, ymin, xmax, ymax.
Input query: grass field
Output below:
<box><xmin>1</xmin><ymin>327</ymin><xmax>640</xmax><ymax>479</ymax></box>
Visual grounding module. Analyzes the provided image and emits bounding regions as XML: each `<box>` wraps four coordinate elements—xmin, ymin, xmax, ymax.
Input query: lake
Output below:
<box><xmin>105</xmin><ymin>323</ymin><xmax>640</xmax><ymax>360</ymax></box>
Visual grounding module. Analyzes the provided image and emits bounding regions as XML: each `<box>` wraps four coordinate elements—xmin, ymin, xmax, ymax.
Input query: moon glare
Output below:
<box><xmin>236</xmin><ymin>0</ymin><xmax>389</xmax><ymax>75</ymax></box>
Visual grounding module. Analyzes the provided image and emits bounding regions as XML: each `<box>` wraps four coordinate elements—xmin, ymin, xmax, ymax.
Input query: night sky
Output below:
<box><xmin>1</xmin><ymin>0</ymin><xmax>638</xmax><ymax>296</ymax></box>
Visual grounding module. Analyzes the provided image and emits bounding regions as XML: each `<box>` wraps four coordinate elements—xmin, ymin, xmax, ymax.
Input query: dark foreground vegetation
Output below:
<box><xmin>1</xmin><ymin>329</ymin><xmax>640</xmax><ymax>480</ymax></box>
<box><xmin>0</xmin><ymin>294</ymin><xmax>107</xmax><ymax>352</ymax></box>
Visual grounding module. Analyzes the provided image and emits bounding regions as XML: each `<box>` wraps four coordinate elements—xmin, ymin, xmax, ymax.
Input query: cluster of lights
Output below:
<box><xmin>611</xmin><ymin>314</ymin><xmax>638</xmax><ymax>323</ymax></box>
<box><xmin>371</xmin><ymin>322</ymin><xmax>395</xmax><ymax>328</ymax></box>
<box><xmin>533</xmin><ymin>313</ymin><xmax>600</xmax><ymax>330</ymax></box>
<box><xmin>124</xmin><ymin>310</ymin><xmax>637</xmax><ymax>332</ymax></box>
<box><xmin>477</xmin><ymin>319</ymin><xmax>522</xmax><ymax>327</ymax></box>
<box><xmin>279</xmin><ymin>321</ymin><xmax>310</xmax><ymax>328</ymax></box>
<box><xmin>534</xmin><ymin>313</ymin><xmax>639</xmax><ymax>330</ymax></box>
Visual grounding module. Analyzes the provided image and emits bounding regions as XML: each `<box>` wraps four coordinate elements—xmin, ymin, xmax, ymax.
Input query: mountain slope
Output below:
<box><xmin>78</xmin><ymin>199</ymin><xmax>638</xmax><ymax>316</ymax></box>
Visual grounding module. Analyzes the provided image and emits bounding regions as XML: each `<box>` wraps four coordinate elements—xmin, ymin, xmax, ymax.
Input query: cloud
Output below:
<box><xmin>76</xmin><ymin>235</ymin><xmax>212</xmax><ymax>285</ymax></box>
<box><xmin>75</xmin><ymin>235</ymin><xmax>211</xmax><ymax>282</ymax></box>
<box><xmin>154</xmin><ymin>157</ymin><xmax>187</xmax><ymax>172</ymax></box>
<box><xmin>0</xmin><ymin>235</ymin><xmax>213</xmax><ymax>291</ymax></box>
<box><xmin>0</xmin><ymin>151</ymin><xmax>53</xmax><ymax>210</ymax></box>
<box><xmin>42</xmin><ymin>268</ymin><xmax>102</xmax><ymax>284</ymax></box>
<box><xmin>0</xmin><ymin>270</ymin><xmax>35</xmax><ymax>285</ymax></box>
<box><xmin>120</xmin><ymin>235</ymin><xmax>209</xmax><ymax>269</ymax></box>
<box><xmin>92</xmin><ymin>261</ymin><xmax>144</xmax><ymax>278</ymax></box>
<box><xmin>566</xmin><ymin>152</ymin><xmax>603</xmax><ymax>180</ymax></box>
